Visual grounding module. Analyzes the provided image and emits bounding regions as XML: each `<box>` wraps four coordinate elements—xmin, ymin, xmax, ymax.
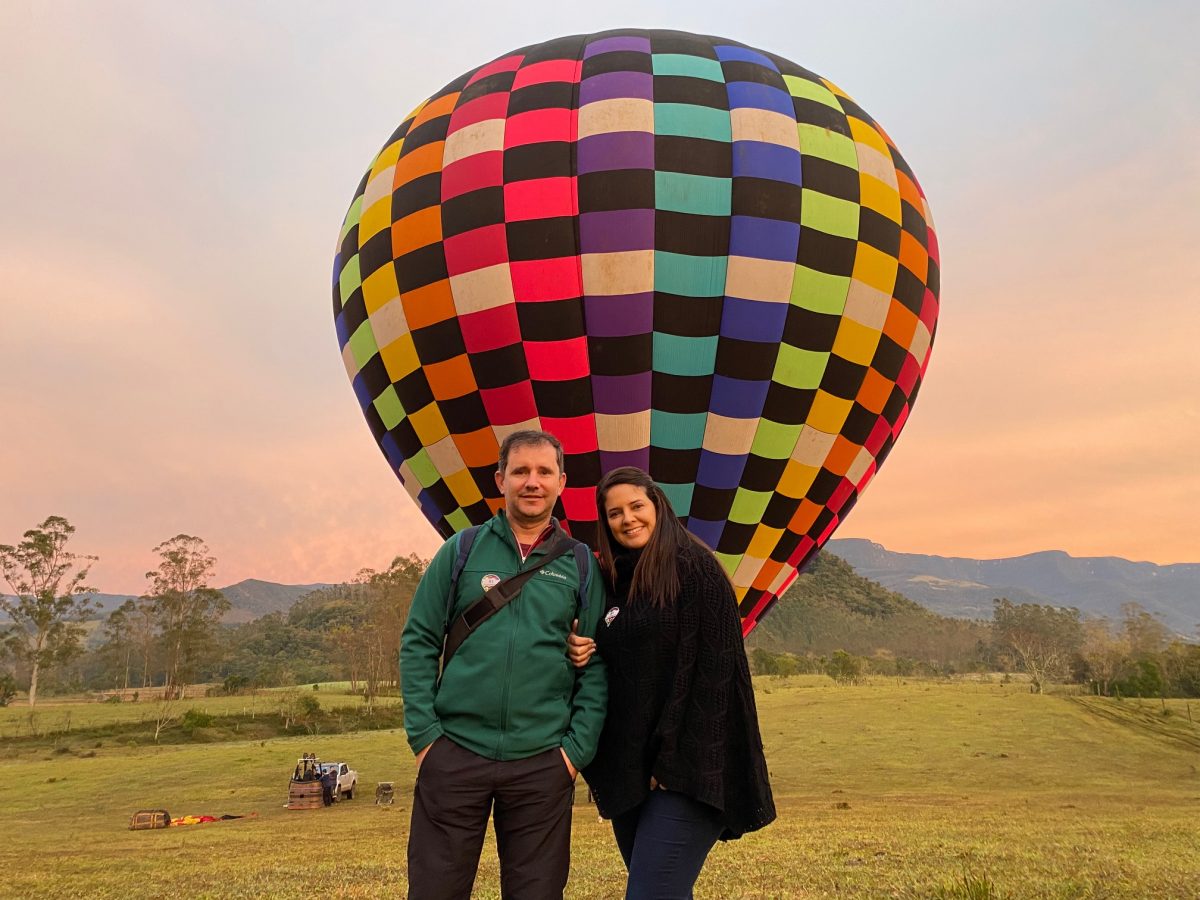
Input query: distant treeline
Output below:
<box><xmin>212</xmin><ymin>554</ymin><xmax>425</xmax><ymax>695</ymax></box>
<box><xmin>6</xmin><ymin>544</ymin><xmax>1198</xmax><ymax>704</ymax></box>
<box><xmin>2</xmin><ymin>552</ymin><xmax>426</xmax><ymax>705</ymax></box>
<box><xmin>747</xmin><ymin>553</ymin><xmax>1200</xmax><ymax>698</ymax></box>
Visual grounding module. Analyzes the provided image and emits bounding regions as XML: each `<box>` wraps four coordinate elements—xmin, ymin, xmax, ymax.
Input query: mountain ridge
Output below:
<box><xmin>827</xmin><ymin>539</ymin><xmax>1199</xmax><ymax>634</ymax></box>
<box><xmin>10</xmin><ymin>544</ymin><xmax>1196</xmax><ymax>634</ymax></box>
<box><xmin>13</xmin><ymin>578</ymin><xmax>336</xmax><ymax>625</ymax></box>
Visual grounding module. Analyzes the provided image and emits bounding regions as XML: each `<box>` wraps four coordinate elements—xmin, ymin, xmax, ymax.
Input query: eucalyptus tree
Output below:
<box><xmin>992</xmin><ymin>599</ymin><xmax>1084</xmax><ymax>694</ymax></box>
<box><xmin>145</xmin><ymin>534</ymin><xmax>228</xmax><ymax>695</ymax></box>
<box><xmin>0</xmin><ymin>516</ymin><xmax>97</xmax><ymax>706</ymax></box>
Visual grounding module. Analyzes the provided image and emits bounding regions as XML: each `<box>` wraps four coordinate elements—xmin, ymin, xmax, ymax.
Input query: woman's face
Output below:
<box><xmin>603</xmin><ymin>483</ymin><xmax>657</xmax><ymax>550</ymax></box>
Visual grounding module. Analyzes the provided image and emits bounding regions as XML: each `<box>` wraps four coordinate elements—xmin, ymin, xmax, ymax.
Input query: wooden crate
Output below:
<box><xmin>287</xmin><ymin>781</ymin><xmax>323</xmax><ymax>810</ymax></box>
<box><xmin>129</xmin><ymin>809</ymin><xmax>171</xmax><ymax>830</ymax></box>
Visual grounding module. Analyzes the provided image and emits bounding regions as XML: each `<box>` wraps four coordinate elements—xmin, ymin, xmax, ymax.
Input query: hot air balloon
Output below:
<box><xmin>332</xmin><ymin>29</ymin><xmax>939</xmax><ymax>635</ymax></box>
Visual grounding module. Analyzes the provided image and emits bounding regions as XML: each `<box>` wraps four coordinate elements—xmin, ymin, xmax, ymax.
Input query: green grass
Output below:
<box><xmin>0</xmin><ymin>685</ymin><xmax>400</xmax><ymax>746</ymax></box>
<box><xmin>1</xmin><ymin>679</ymin><xmax>1198</xmax><ymax>898</ymax></box>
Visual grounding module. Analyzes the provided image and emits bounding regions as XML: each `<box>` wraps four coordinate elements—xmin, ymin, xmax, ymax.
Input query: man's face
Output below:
<box><xmin>495</xmin><ymin>442</ymin><xmax>566</xmax><ymax>528</ymax></box>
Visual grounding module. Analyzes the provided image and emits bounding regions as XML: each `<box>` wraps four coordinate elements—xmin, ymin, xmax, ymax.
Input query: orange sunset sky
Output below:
<box><xmin>2</xmin><ymin>2</ymin><xmax>1197</xmax><ymax>594</ymax></box>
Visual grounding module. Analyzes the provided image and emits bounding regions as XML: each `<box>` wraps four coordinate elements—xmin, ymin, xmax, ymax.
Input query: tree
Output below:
<box><xmin>0</xmin><ymin>516</ymin><xmax>97</xmax><ymax>706</ymax></box>
<box><xmin>145</xmin><ymin>535</ymin><xmax>228</xmax><ymax>695</ymax></box>
<box><xmin>1120</xmin><ymin>602</ymin><xmax>1169</xmax><ymax>659</ymax></box>
<box><xmin>1078</xmin><ymin>617</ymin><xmax>1128</xmax><ymax>696</ymax></box>
<box><xmin>325</xmin><ymin>555</ymin><xmax>425</xmax><ymax>707</ymax></box>
<box><xmin>125</xmin><ymin>596</ymin><xmax>160</xmax><ymax>688</ymax></box>
<box><xmin>773</xmin><ymin>654</ymin><xmax>799</xmax><ymax>678</ymax></box>
<box><xmin>750</xmin><ymin>647</ymin><xmax>779</xmax><ymax>675</ymax></box>
<box><xmin>825</xmin><ymin>649</ymin><xmax>864</xmax><ymax>685</ymax></box>
<box><xmin>152</xmin><ymin>693</ymin><xmax>182</xmax><ymax>743</ymax></box>
<box><xmin>992</xmin><ymin>599</ymin><xmax>1083</xmax><ymax>694</ymax></box>
<box><xmin>98</xmin><ymin>601</ymin><xmax>135</xmax><ymax>691</ymax></box>
<box><xmin>1161</xmin><ymin>642</ymin><xmax>1200</xmax><ymax>698</ymax></box>
<box><xmin>277</xmin><ymin>690</ymin><xmax>321</xmax><ymax>731</ymax></box>
<box><xmin>1117</xmin><ymin>657</ymin><xmax>1166</xmax><ymax>699</ymax></box>
<box><xmin>99</xmin><ymin>597</ymin><xmax>159</xmax><ymax>691</ymax></box>
<box><xmin>361</xmin><ymin>554</ymin><xmax>424</xmax><ymax>700</ymax></box>
<box><xmin>0</xmin><ymin>672</ymin><xmax>16</xmax><ymax>707</ymax></box>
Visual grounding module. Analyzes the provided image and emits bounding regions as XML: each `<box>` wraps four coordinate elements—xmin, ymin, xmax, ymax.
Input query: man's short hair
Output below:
<box><xmin>497</xmin><ymin>430</ymin><xmax>565</xmax><ymax>475</ymax></box>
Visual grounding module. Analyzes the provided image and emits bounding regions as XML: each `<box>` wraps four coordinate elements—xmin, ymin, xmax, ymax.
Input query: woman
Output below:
<box><xmin>569</xmin><ymin>466</ymin><xmax>775</xmax><ymax>899</ymax></box>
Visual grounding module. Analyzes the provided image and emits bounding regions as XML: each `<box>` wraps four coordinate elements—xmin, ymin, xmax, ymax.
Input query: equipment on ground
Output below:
<box><xmin>129</xmin><ymin>809</ymin><xmax>170</xmax><ymax>830</ymax></box>
<box><xmin>287</xmin><ymin>753</ymin><xmax>325</xmax><ymax>810</ymax></box>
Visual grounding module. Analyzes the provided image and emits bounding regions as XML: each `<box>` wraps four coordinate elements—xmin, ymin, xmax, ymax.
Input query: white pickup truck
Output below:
<box><xmin>318</xmin><ymin>762</ymin><xmax>358</xmax><ymax>800</ymax></box>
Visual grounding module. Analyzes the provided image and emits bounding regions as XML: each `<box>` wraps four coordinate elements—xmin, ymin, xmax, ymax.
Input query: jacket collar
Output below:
<box><xmin>490</xmin><ymin>510</ymin><xmax>563</xmax><ymax>559</ymax></box>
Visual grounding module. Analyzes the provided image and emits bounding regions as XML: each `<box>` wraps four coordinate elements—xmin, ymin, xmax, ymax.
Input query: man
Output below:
<box><xmin>320</xmin><ymin>764</ymin><xmax>337</xmax><ymax>807</ymax></box>
<box><xmin>401</xmin><ymin>429</ymin><xmax>607</xmax><ymax>900</ymax></box>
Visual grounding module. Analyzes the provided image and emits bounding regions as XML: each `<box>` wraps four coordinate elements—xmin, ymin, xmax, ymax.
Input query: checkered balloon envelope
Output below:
<box><xmin>332</xmin><ymin>29</ymin><xmax>940</xmax><ymax>636</ymax></box>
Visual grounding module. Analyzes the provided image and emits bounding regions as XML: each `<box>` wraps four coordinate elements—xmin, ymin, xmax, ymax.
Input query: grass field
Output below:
<box><xmin>0</xmin><ymin>685</ymin><xmax>402</xmax><ymax>745</ymax></box>
<box><xmin>1</xmin><ymin>678</ymin><xmax>1197</xmax><ymax>899</ymax></box>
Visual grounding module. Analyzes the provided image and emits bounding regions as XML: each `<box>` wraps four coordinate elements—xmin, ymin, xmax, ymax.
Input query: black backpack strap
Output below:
<box><xmin>572</xmin><ymin>542</ymin><xmax>592</xmax><ymax>614</ymax></box>
<box><xmin>445</xmin><ymin>525</ymin><xmax>480</xmax><ymax>633</ymax></box>
<box><xmin>442</xmin><ymin>532</ymin><xmax>578</xmax><ymax>672</ymax></box>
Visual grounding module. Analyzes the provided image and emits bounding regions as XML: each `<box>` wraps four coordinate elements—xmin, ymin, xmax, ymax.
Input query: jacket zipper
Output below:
<box><xmin>495</xmin><ymin>518</ymin><xmax>556</xmax><ymax>758</ymax></box>
<box><xmin>497</xmin><ymin>580</ymin><xmax>521</xmax><ymax>757</ymax></box>
<box><xmin>497</xmin><ymin>526</ymin><xmax>527</xmax><ymax>757</ymax></box>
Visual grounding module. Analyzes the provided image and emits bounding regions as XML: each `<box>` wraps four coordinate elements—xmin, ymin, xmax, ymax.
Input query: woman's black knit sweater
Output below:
<box><xmin>582</xmin><ymin>540</ymin><xmax>775</xmax><ymax>839</ymax></box>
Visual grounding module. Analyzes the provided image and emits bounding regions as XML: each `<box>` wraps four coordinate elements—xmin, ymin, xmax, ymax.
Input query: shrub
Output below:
<box><xmin>1115</xmin><ymin>658</ymin><xmax>1166</xmax><ymax>699</ymax></box>
<box><xmin>825</xmin><ymin>650</ymin><xmax>865</xmax><ymax>685</ymax></box>
<box><xmin>182</xmin><ymin>708</ymin><xmax>215</xmax><ymax>730</ymax></box>
<box><xmin>277</xmin><ymin>691</ymin><xmax>322</xmax><ymax>729</ymax></box>
<box><xmin>0</xmin><ymin>673</ymin><xmax>17</xmax><ymax>707</ymax></box>
<box><xmin>750</xmin><ymin>647</ymin><xmax>779</xmax><ymax>675</ymax></box>
<box><xmin>868</xmin><ymin>654</ymin><xmax>897</xmax><ymax>677</ymax></box>
<box><xmin>773</xmin><ymin>654</ymin><xmax>799</xmax><ymax>678</ymax></box>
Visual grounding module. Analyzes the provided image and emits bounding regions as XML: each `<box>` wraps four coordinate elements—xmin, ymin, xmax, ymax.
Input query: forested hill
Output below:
<box><xmin>63</xmin><ymin>579</ymin><xmax>333</xmax><ymax>624</ymax></box>
<box><xmin>219</xmin><ymin>579</ymin><xmax>333</xmax><ymax>623</ymax></box>
<box><xmin>828</xmin><ymin>538</ymin><xmax>1200</xmax><ymax>634</ymax></box>
<box><xmin>748</xmin><ymin>552</ymin><xmax>988</xmax><ymax>671</ymax></box>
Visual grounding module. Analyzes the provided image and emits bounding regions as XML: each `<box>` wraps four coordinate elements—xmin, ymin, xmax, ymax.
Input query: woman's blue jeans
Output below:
<box><xmin>610</xmin><ymin>790</ymin><xmax>724</xmax><ymax>900</ymax></box>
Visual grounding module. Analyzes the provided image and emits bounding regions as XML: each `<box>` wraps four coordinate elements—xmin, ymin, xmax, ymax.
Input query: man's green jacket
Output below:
<box><xmin>400</xmin><ymin>512</ymin><xmax>608</xmax><ymax>769</ymax></box>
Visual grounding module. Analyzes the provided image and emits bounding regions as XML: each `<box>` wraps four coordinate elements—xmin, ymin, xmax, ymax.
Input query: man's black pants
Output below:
<box><xmin>407</xmin><ymin>737</ymin><xmax>575</xmax><ymax>900</ymax></box>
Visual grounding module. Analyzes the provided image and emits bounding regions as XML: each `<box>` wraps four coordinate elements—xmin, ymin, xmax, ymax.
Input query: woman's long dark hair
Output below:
<box><xmin>595</xmin><ymin>466</ymin><xmax>709</xmax><ymax>607</ymax></box>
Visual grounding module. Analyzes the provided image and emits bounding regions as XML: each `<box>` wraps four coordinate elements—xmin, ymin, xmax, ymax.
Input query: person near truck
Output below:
<box><xmin>320</xmin><ymin>765</ymin><xmax>336</xmax><ymax>806</ymax></box>
<box><xmin>400</xmin><ymin>429</ymin><xmax>607</xmax><ymax>900</ymax></box>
